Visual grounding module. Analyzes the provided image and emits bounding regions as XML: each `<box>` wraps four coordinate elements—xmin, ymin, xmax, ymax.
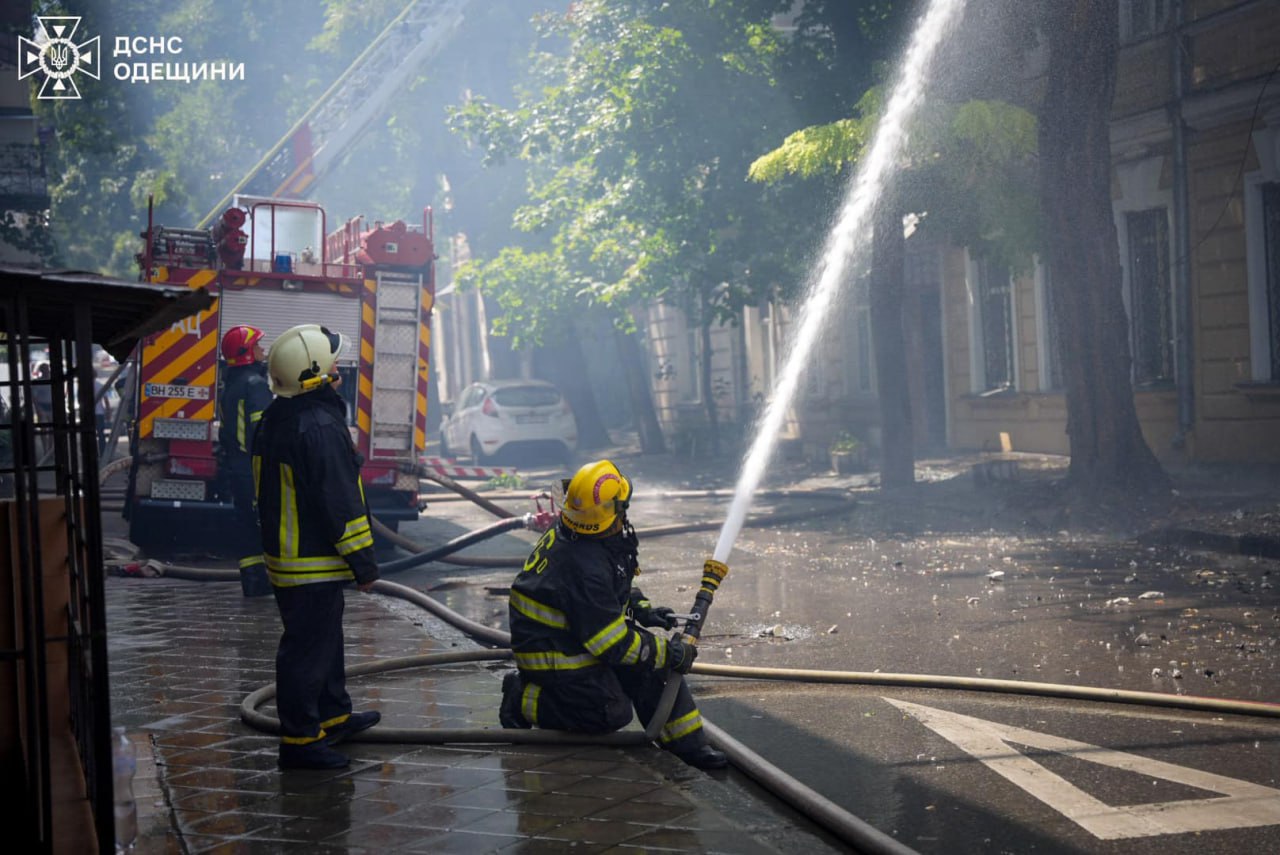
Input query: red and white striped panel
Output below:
<box><xmin>420</xmin><ymin>456</ymin><xmax>514</xmax><ymax>480</ymax></box>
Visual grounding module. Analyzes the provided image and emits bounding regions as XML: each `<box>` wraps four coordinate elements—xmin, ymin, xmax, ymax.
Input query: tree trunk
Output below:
<box><xmin>698</xmin><ymin>286</ymin><xmax>721</xmax><ymax>457</ymax></box>
<box><xmin>871</xmin><ymin>193</ymin><xmax>915</xmax><ymax>489</ymax></box>
<box><xmin>615</xmin><ymin>326</ymin><xmax>667</xmax><ymax>454</ymax></box>
<box><xmin>534</xmin><ymin>332</ymin><xmax>611</xmax><ymax>449</ymax></box>
<box><xmin>1039</xmin><ymin>0</ymin><xmax>1168</xmax><ymax>496</ymax></box>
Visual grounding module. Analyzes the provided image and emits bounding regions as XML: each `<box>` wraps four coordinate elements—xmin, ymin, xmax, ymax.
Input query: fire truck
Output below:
<box><xmin>124</xmin><ymin>196</ymin><xmax>435</xmax><ymax>555</ymax></box>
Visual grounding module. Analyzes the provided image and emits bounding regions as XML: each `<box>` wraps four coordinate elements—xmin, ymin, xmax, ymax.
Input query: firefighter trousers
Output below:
<box><xmin>272</xmin><ymin>581</ymin><xmax>353</xmax><ymax>745</ymax></box>
<box><xmin>508</xmin><ymin>666</ymin><xmax>710</xmax><ymax>756</ymax></box>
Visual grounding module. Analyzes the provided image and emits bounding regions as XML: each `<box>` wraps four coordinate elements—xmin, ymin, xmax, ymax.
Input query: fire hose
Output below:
<box><xmin>104</xmin><ymin>462</ymin><xmax>1280</xmax><ymax>852</ymax></box>
<box><xmin>234</xmin><ymin>553</ymin><xmax>1280</xmax><ymax>855</ymax></box>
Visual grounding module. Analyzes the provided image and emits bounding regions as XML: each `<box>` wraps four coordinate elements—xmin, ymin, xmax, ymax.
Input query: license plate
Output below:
<box><xmin>515</xmin><ymin>415</ymin><xmax>548</xmax><ymax>424</ymax></box>
<box><xmin>144</xmin><ymin>383</ymin><xmax>211</xmax><ymax>400</ymax></box>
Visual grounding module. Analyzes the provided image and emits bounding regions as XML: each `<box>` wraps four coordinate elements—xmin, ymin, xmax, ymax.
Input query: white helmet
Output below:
<box><xmin>267</xmin><ymin>324</ymin><xmax>346</xmax><ymax>398</ymax></box>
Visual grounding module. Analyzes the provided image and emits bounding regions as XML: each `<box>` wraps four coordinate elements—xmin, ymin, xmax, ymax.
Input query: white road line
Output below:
<box><xmin>885</xmin><ymin>698</ymin><xmax>1280</xmax><ymax>839</ymax></box>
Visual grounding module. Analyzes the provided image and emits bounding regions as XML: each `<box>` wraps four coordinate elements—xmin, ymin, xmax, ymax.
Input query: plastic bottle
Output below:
<box><xmin>112</xmin><ymin>726</ymin><xmax>137</xmax><ymax>852</ymax></box>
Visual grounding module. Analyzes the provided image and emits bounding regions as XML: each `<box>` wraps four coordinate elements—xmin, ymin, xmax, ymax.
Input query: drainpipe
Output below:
<box><xmin>1171</xmin><ymin>0</ymin><xmax>1195</xmax><ymax>450</ymax></box>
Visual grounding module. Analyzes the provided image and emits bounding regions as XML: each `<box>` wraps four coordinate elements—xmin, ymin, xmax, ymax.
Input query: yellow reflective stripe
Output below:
<box><xmin>340</xmin><ymin>515</ymin><xmax>370</xmax><ymax>540</ymax></box>
<box><xmin>336</xmin><ymin>516</ymin><xmax>373</xmax><ymax>555</ymax></box>
<box><xmin>521</xmin><ymin>683</ymin><xmax>541</xmax><ymax>725</ymax></box>
<box><xmin>336</xmin><ymin>532</ymin><xmax>374</xmax><ymax>555</ymax></box>
<box><xmin>513</xmin><ymin>650</ymin><xmax>599</xmax><ymax>671</ymax></box>
<box><xmin>620</xmin><ymin>633</ymin><xmax>642</xmax><ymax>665</ymax></box>
<box><xmin>236</xmin><ymin>399</ymin><xmax>247</xmax><ymax>451</ymax></box>
<box><xmin>281</xmin><ymin>732</ymin><xmax>325</xmax><ymax>745</ymax></box>
<box><xmin>320</xmin><ymin>713</ymin><xmax>350</xmax><ymax>730</ymax></box>
<box><xmin>509</xmin><ymin>590</ymin><xmax>568</xmax><ymax>629</ymax></box>
<box><xmin>652</xmin><ymin>635</ymin><xmax>667</xmax><ymax>668</ymax></box>
<box><xmin>660</xmin><ymin>709</ymin><xmax>704</xmax><ymax>744</ymax></box>
<box><xmin>584</xmin><ymin>615</ymin><xmax>627</xmax><ymax>657</ymax></box>
<box><xmin>266</xmin><ymin>554</ymin><xmax>351</xmax><ymax>572</ymax></box>
<box><xmin>238</xmin><ymin>555</ymin><xmax>264</xmax><ymax>569</ymax></box>
<box><xmin>249</xmin><ymin>410</ymin><xmax>263</xmax><ymax>423</ymax></box>
<box><xmin>267</xmin><ymin>570</ymin><xmax>353</xmax><ymax>587</ymax></box>
<box><xmin>279</xmin><ymin>463</ymin><xmax>298</xmax><ymax>558</ymax></box>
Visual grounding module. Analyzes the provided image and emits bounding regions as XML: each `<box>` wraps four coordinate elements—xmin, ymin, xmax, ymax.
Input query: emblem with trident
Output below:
<box><xmin>17</xmin><ymin>16</ymin><xmax>101</xmax><ymax>100</ymax></box>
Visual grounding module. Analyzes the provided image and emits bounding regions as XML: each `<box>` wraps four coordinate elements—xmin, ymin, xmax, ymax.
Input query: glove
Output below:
<box><xmin>667</xmin><ymin>637</ymin><xmax>697</xmax><ymax>674</ymax></box>
<box><xmin>633</xmin><ymin>598</ymin><xmax>677</xmax><ymax>630</ymax></box>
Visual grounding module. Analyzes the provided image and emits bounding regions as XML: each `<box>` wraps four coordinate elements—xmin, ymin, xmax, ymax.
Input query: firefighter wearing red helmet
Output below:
<box><xmin>217</xmin><ymin>325</ymin><xmax>272</xmax><ymax>597</ymax></box>
<box><xmin>252</xmin><ymin>324</ymin><xmax>380</xmax><ymax>770</ymax></box>
<box><xmin>500</xmin><ymin>459</ymin><xmax>727</xmax><ymax>770</ymax></box>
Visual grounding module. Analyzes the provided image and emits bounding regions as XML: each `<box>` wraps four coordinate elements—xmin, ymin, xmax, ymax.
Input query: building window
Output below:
<box><xmin>1035</xmin><ymin>260</ymin><xmax>1062</xmax><ymax>392</ymax></box>
<box><xmin>975</xmin><ymin>254</ymin><xmax>1014</xmax><ymax>392</ymax></box>
<box><xmin>1263</xmin><ymin>182</ymin><xmax>1280</xmax><ymax>381</ymax></box>
<box><xmin>1120</xmin><ymin>0</ymin><xmax>1171</xmax><ymax>43</ymax></box>
<box><xmin>1126</xmin><ymin>208</ymin><xmax>1174</xmax><ymax>386</ymax></box>
<box><xmin>842</xmin><ymin>278</ymin><xmax>874</xmax><ymax>396</ymax></box>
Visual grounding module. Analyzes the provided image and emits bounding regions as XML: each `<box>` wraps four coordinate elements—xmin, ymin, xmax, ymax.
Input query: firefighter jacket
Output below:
<box><xmin>251</xmin><ymin>385</ymin><xmax>378</xmax><ymax>588</ymax></box>
<box><xmin>509</xmin><ymin>522</ymin><xmax>671</xmax><ymax>685</ymax></box>
<box><xmin>218</xmin><ymin>362</ymin><xmax>272</xmax><ymax>457</ymax></box>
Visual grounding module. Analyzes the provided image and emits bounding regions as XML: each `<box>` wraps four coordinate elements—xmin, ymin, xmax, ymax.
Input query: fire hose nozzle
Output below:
<box><xmin>702</xmin><ymin>558</ymin><xmax>729</xmax><ymax>591</ymax></box>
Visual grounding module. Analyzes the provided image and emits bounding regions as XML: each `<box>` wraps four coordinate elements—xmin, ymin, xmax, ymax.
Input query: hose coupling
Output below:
<box><xmin>522</xmin><ymin>510</ymin><xmax>556</xmax><ymax>532</ymax></box>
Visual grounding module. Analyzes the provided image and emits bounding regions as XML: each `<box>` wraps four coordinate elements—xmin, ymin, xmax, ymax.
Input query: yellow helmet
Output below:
<box><xmin>560</xmin><ymin>459</ymin><xmax>632</xmax><ymax>535</ymax></box>
<box><xmin>267</xmin><ymin>323</ymin><xmax>346</xmax><ymax>398</ymax></box>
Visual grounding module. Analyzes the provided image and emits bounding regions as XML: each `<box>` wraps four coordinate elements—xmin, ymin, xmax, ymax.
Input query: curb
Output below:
<box><xmin>1140</xmin><ymin>527</ymin><xmax>1280</xmax><ymax>560</ymax></box>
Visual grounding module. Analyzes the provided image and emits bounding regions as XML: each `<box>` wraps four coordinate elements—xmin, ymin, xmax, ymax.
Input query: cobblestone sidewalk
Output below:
<box><xmin>106</xmin><ymin>577</ymin><xmax>839</xmax><ymax>854</ymax></box>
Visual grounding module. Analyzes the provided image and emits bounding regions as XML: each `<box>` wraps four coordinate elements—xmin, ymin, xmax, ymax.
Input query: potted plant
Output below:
<box><xmin>829</xmin><ymin>431</ymin><xmax>865</xmax><ymax>474</ymax></box>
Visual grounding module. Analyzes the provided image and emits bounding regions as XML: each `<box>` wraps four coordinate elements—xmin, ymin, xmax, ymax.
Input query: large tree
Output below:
<box><xmin>449</xmin><ymin>0</ymin><xmax>798</xmax><ymax>455</ymax></box>
<box><xmin>1039</xmin><ymin>0</ymin><xmax>1167</xmax><ymax>496</ymax></box>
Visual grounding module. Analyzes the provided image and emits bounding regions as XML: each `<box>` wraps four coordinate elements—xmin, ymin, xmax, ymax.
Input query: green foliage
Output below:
<box><xmin>446</xmin><ymin>0</ymin><xmax>824</xmax><ymax>356</ymax></box>
<box><xmin>829</xmin><ymin>430</ymin><xmax>863</xmax><ymax>453</ymax></box>
<box><xmin>750</xmin><ymin>81</ymin><xmax>1040</xmax><ymax>271</ymax></box>
<box><xmin>484</xmin><ymin>471</ymin><xmax>527</xmax><ymax>491</ymax></box>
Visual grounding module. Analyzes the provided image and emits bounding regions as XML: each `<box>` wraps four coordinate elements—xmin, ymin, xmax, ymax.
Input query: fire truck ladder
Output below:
<box><xmin>196</xmin><ymin>0</ymin><xmax>471</xmax><ymax>228</ymax></box>
<box><xmin>370</xmin><ymin>270</ymin><xmax>426</xmax><ymax>454</ymax></box>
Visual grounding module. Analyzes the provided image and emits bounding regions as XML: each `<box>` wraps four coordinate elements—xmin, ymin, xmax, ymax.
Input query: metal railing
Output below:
<box><xmin>0</xmin><ymin>298</ymin><xmax>113</xmax><ymax>854</ymax></box>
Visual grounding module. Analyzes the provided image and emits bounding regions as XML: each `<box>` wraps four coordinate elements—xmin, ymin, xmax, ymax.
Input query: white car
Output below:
<box><xmin>440</xmin><ymin>379</ymin><xmax>578</xmax><ymax>464</ymax></box>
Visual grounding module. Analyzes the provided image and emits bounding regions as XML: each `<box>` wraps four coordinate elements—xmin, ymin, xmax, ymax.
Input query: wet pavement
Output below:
<box><xmin>105</xmin><ymin>577</ymin><xmax>843</xmax><ymax>854</ymax></box>
<box><xmin>104</xmin><ymin>447</ymin><xmax>1280</xmax><ymax>852</ymax></box>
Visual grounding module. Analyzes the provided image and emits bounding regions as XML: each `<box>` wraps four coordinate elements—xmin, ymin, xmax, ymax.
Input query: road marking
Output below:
<box><xmin>886</xmin><ymin>698</ymin><xmax>1280</xmax><ymax>839</ymax></box>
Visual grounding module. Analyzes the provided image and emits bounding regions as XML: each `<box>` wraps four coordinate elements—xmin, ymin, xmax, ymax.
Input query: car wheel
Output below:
<box><xmin>439</xmin><ymin>430</ymin><xmax>451</xmax><ymax>459</ymax></box>
<box><xmin>470</xmin><ymin>435</ymin><xmax>487</xmax><ymax>465</ymax></box>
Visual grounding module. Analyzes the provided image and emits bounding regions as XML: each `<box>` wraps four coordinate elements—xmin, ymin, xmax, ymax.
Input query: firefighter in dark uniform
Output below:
<box><xmin>218</xmin><ymin>325</ymin><xmax>273</xmax><ymax>597</ymax></box>
<box><xmin>253</xmin><ymin>323</ymin><xmax>381</xmax><ymax>770</ymax></box>
<box><xmin>499</xmin><ymin>459</ymin><xmax>727</xmax><ymax>770</ymax></box>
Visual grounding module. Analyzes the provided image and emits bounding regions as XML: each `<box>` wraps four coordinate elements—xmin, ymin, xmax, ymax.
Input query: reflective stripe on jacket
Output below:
<box><xmin>218</xmin><ymin>362</ymin><xmax>272</xmax><ymax>456</ymax></box>
<box><xmin>508</xmin><ymin>522</ymin><xmax>666</xmax><ymax>685</ymax></box>
<box><xmin>252</xmin><ymin>386</ymin><xmax>377</xmax><ymax>588</ymax></box>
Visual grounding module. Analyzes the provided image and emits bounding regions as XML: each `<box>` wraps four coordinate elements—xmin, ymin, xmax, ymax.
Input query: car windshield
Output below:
<box><xmin>492</xmin><ymin>386</ymin><xmax>560</xmax><ymax>408</ymax></box>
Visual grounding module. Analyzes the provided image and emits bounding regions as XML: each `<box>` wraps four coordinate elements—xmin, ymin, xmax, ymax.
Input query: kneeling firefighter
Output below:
<box><xmin>500</xmin><ymin>459</ymin><xmax>727</xmax><ymax>770</ymax></box>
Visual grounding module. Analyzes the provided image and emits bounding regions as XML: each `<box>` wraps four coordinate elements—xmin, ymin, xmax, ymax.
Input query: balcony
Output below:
<box><xmin>0</xmin><ymin>142</ymin><xmax>51</xmax><ymax>211</ymax></box>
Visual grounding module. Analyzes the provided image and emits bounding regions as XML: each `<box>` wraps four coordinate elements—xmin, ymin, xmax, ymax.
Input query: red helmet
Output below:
<box><xmin>220</xmin><ymin>325</ymin><xmax>264</xmax><ymax>367</ymax></box>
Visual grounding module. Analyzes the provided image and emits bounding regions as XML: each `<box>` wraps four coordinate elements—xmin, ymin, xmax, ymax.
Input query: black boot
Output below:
<box><xmin>279</xmin><ymin>742</ymin><xmax>350</xmax><ymax>770</ymax></box>
<box><xmin>675</xmin><ymin>744</ymin><xmax>728</xmax><ymax>770</ymax></box>
<box><xmin>499</xmin><ymin>672</ymin><xmax>531</xmax><ymax>729</ymax></box>
<box><xmin>324</xmin><ymin>710</ymin><xmax>381</xmax><ymax>745</ymax></box>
